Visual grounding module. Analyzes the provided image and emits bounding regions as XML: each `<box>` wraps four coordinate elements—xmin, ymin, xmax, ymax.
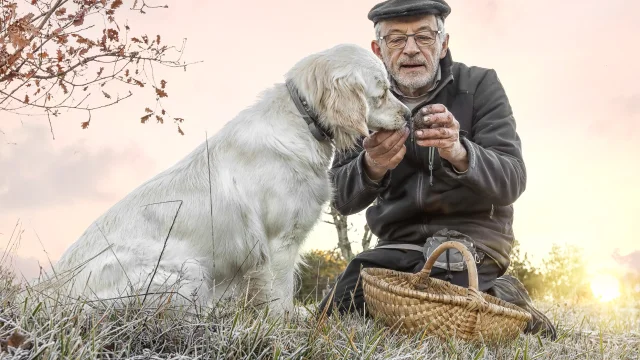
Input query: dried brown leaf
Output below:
<box><xmin>6</xmin><ymin>330</ymin><xmax>30</xmax><ymax>349</ymax></box>
<box><xmin>111</xmin><ymin>0</ymin><xmax>123</xmax><ymax>9</ymax></box>
<box><xmin>73</xmin><ymin>10</ymin><xmax>85</xmax><ymax>26</ymax></box>
<box><xmin>73</xmin><ymin>34</ymin><xmax>95</xmax><ymax>46</ymax></box>
<box><xmin>155</xmin><ymin>87</ymin><xmax>167</xmax><ymax>98</ymax></box>
<box><xmin>102</xmin><ymin>91</ymin><xmax>111</xmax><ymax>99</ymax></box>
<box><xmin>160</xmin><ymin>79</ymin><xmax>166</xmax><ymax>89</ymax></box>
<box><xmin>141</xmin><ymin>113</ymin><xmax>152</xmax><ymax>123</ymax></box>
<box><xmin>107</xmin><ymin>28</ymin><xmax>119</xmax><ymax>42</ymax></box>
<box><xmin>145</xmin><ymin>107</ymin><xmax>153</xmax><ymax>113</ymax></box>
<box><xmin>156</xmin><ymin>115</ymin><xmax>163</xmax><ymax>124</ymax></box>
<box><xmin>178</xmin><ymin>125</ymin><xmax>184</xmax><ymax>135</ymax></box>
<box><xmin>81</xmin><ymin>121</ymin><xmax>90</xmax><ymax>129</ymax></box>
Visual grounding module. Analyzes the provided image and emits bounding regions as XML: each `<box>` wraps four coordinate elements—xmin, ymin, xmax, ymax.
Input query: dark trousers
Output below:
<box><xmin>317</xmin><ymin>247</ymin><xmax>503</xmax><ymax>317</ymax></box>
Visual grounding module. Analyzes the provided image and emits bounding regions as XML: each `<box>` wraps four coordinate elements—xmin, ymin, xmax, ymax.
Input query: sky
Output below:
<box><xmin>1</xmin><ymin>0</ymin><xmax>639</xmax><ymax>282</ymax></box>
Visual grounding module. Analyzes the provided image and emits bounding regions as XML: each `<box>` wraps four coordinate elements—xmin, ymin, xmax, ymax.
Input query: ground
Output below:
<box><xmin>0</xmin><ymin>269</ymin><xmax>638</xmax><ymax>359</ymax></box>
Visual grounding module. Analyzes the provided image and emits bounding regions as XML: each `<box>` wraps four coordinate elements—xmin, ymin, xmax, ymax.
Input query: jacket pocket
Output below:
<box><xmin>422</xmin><ymin>228</ymin><xmax>485</xmax><ymax>271</ymax></box>
<box><xmin>489</xmin><ymin>204</ymin><xmax>514</xmax><ymax>235</ymax></box>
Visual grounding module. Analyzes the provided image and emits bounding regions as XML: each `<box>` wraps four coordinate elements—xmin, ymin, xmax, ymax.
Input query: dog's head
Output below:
<box><xmin>286</xmin><ymin>44</ymin><xmax>410</xmax><ymax>150</ymax></box>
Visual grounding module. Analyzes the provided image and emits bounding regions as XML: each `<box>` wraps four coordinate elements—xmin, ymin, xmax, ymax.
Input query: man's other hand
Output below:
<box><xmin>362</xmin><ymin>127</ymin><xmax>410</xmax><ymax>181</ymax></box>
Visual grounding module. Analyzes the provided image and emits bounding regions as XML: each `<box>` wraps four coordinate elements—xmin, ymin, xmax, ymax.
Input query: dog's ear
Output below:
<box><xmin>319</xmin><ymin>71</ymin><xmax>370</xmax><ymax>141</ymax></box>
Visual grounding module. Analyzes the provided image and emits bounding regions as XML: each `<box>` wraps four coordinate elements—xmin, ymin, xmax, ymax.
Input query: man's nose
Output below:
<box><xmin>403</xmin><ymin>36</ymin><xmax>420</xmax><ymax>56</ymax></box>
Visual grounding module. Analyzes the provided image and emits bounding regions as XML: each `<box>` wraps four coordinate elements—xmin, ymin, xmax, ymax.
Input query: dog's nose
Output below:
<box><xmin>403</xmin><ymin>109</ymin><xmax>412</xmax><ymax>123</ymax></box>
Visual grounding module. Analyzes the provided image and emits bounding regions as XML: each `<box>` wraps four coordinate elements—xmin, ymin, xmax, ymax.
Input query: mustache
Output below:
<box><xmin>397</xmin><ymin>59</ymin><xmax>427</xmax><ymax>66</ymax></box>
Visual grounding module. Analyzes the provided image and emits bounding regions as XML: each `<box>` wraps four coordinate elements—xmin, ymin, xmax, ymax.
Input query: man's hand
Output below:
<box><xmin>414</xmin><ymin>104</ymin><xmax>469</xmax><ymax>172</ymax></box>
<box><xmin>362</xmin><ymin>127</ymin><xmax>410</xmax><ymax>181</ymax></box>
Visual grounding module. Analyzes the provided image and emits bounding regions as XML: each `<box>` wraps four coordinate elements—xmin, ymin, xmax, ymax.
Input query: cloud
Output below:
<box><xmin>612</xmin><ymin>249</ymin><xmax>640</xmax><ymax>273</ymax></box>
<box><xmin>0</xmin><ymin>124</ymin><xmax>153</xmax><ymax>210</ymax></box>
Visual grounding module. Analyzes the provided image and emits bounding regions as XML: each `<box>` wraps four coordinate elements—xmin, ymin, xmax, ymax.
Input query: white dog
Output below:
<box><xmin>53</xmin><ymin>43</ymin><xmax>410</xmax><ymax>316</ymax></box>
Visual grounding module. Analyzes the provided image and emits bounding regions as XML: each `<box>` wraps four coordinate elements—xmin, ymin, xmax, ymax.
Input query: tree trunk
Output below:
<box><xmin>328</xmin><ymin>205</ymin><xmax>353</xmax><ymax>261</ymax></box>
<box><xmin>362</xmin><ymin>223</ymin><xmax>373</xmax><ymax>251</ymax></box>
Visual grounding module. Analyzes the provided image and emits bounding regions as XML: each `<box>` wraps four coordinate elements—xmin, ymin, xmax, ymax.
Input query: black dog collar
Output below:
<box><xmin>286</xmin><ymin>79</ymin><xmax>334</xmax><ymax>143</ymax></box>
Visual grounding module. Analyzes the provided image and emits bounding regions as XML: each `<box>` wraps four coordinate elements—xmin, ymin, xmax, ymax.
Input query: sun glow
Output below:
<box><xmin>590</xmin><ymin>274</ymin><xmax>621</xmax><ymax>302</ymax></box>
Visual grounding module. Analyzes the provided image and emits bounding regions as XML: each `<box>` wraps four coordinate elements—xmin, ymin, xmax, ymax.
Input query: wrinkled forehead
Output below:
<box><xmin>378</xmin><ymin>14</ymin><xmax>439</xmax><ymax>35</ymax></box>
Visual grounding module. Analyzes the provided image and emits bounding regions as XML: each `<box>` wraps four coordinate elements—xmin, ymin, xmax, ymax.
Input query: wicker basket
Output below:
<box><xmin>361</xmin><ymin>241</ymin><xmax>532</xmax><ymax>342</ymax></box>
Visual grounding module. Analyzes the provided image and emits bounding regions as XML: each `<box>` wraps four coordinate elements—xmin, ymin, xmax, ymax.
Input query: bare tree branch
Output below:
<box><xmin>46</xmin><ymin>108</ymin><xmax>55</xmax><ymax>139</ymax></box>
<box><xmin>0</xmin><ymin>0</ymin><xmax>198</xmax><ymax>134</ymax></box>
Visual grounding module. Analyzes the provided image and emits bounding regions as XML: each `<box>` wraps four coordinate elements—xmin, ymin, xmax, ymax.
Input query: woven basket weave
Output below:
<box><xmin>361</xmin><ymin>241</ymin><xmax>532</xmax><ymax>342</ymax></box>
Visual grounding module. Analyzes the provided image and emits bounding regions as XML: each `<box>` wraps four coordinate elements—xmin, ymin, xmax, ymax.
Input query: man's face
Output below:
<box><xmin>371</xmin><ymin>14</ymin><xmax>449</xmax><ymax>94</ymax></box>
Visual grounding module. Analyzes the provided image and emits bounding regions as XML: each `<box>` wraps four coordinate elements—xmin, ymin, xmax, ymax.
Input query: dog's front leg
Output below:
<box><xmin>242</xmin><ymin>248</ymin><xmax>299</xmax><ymax>318</ymax></box>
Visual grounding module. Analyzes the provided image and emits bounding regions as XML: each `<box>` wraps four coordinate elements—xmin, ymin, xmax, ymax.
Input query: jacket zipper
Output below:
<box><xmin>409</xmin><ymin>74</ymin><xmax>454</xmax><ymax>241</ymax></box>
<box><xmin>414</xmin><ymin>130</ymin><xmax>427</xmax><ymax>237</ymax></box>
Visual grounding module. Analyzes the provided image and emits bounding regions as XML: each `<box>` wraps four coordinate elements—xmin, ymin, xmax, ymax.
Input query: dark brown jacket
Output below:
<box><xmin>329</xmin><ymin>50</ymin><xmax>526</xmax><ymax>272</ymax></box>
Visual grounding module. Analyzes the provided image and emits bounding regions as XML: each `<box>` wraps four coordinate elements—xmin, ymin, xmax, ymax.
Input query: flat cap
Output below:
<box><xmin>367</xmin><ymin>0</ymin><xmax>451</xmax><ymax>24</ymax></box>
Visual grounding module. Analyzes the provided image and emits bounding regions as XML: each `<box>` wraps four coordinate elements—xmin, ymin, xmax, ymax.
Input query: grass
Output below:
<box><xmin>1</xmin><ymin>266</ymin><xmax>639</xmax><ymax>360</ymax></box>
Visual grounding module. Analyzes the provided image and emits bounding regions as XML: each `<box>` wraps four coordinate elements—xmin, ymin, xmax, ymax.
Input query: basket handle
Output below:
<box><xmin>411</xmin><ymin>241</ymin><xmax>479</xmax><ymax>291</ymax></box>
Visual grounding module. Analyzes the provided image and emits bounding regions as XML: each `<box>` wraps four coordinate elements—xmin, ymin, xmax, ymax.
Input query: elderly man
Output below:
<box><xmin>317</xmin><ymin>0</ymin><xmax>556</xmax><ymax>339</ymax></box>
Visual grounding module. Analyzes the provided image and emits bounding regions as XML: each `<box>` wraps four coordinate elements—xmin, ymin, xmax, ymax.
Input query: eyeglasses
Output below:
<box><xmin>377</xmin><ymin>30</ymin><xmax>441</xmax><ymax>49</ymax></box>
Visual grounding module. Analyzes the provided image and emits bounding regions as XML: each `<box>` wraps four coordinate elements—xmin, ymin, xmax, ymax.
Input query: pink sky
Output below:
<box><xmin>1</xmin><ymin>0</ymin><xmax>639</xmax><ymax>281</ymax></box>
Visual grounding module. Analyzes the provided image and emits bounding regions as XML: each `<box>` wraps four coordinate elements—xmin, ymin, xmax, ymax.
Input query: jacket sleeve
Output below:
<box><xmin>329</xmin><ymin>139</ymin><xmax>391</xmax><ymax>216</ymax></box>
<box><xmin>441</xmin><ymin>69</ymin><xmax>526</xmax><ymax>206</ymax></box>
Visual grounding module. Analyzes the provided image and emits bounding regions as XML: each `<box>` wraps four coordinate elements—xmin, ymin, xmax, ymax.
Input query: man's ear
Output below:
<box><xmin>440</xmin><ymin>33</ymin><xmax>450</xmax><ymax>59</ymax></box>
<box><xmin>371</xmin><ymin>40</ymin><xmax>383</xmax><ymax>60</ymax></box>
